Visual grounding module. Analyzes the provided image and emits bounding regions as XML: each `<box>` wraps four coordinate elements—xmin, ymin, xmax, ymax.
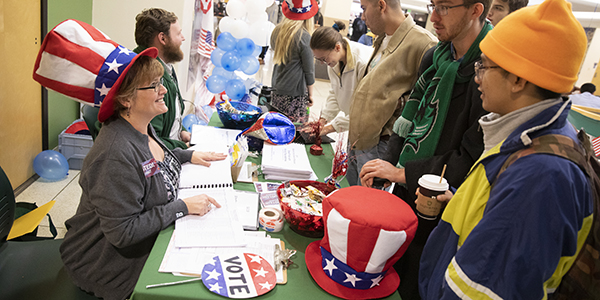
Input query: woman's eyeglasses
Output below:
<box><xmin>137</xmin><ymin>78</ymin><xmax>164</xmax><ymax>93</ymax></box>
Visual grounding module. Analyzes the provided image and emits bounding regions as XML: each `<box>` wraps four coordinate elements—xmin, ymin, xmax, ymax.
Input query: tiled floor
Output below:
<box><xmin>19</xmin><ymin>49</ymin><xmax>337</xmax><ymax>239</ymax></box>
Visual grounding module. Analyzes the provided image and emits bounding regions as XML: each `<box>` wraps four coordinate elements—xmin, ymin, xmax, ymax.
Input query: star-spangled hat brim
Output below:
<box><xmin>305</xmin><ymin>240</ymin><xmax>400</xmax><ymax>299</ymax></box>
<box><xmin>97</xmin><ymin>47</ymin><xmax>158</xmax><ymax>122</ymax></box>
<box><xmin>281</xmin><ymin>0</ymin><xmax>319</xmax><ymax>21</ymax></box>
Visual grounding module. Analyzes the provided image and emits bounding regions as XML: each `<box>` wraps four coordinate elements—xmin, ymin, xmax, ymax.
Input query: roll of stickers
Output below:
<box><xmin>259</xmin><ymin>207</ymin><xmax>284</xmax><ymax>232</ymax></box>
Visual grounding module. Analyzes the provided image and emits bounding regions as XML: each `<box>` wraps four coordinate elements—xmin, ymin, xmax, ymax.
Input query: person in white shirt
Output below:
<box><xmin>309</xmin><ymin>26</ymin><xmax>373</xmax><ymax>136</ymax></box>
<box><xmin>570</xmin><ymin>83</ymin><xmax>600</xmax><ymax>109</ymax></box>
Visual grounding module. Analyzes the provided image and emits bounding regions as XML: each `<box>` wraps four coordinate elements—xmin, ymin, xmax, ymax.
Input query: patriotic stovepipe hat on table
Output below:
<box><xmin>305</xmin><ymin>186</ymin><xmax>418</xmax><ymax>299</ymax></box>
<box><xmin>281</xmin><ymin>0</ymin><xmax>319</xmax><ymax>21</ymax></box>
<box><xmin>32</xmin><ymin>19</ymin><xmax>158</xmax><ymax>123</ymax></box>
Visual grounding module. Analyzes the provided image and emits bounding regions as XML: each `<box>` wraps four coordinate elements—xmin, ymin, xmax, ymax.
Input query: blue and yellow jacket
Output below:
<box><xmin>419</xmin><ymin>99</ymin><xmax>594</xmax><ymax>300</ymax></box>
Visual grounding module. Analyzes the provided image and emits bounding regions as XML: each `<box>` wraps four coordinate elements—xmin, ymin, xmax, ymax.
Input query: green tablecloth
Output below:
<box><xmin>131</xmin><ymin>117</ymin><xmax>402</xmax><ymax>300</ymax></box>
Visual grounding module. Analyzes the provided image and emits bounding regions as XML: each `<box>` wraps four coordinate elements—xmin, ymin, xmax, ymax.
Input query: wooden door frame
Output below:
<box><xmin>41</xmin><ymin>0</ymin><xmax>48</xmax><ymax>151</ymax></box>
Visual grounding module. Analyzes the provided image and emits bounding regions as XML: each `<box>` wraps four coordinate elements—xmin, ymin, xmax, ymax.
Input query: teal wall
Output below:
<box><xmin>46</xmin><ymin>0</ymin><xmax>93</xmax><ymax>149</ymax></box>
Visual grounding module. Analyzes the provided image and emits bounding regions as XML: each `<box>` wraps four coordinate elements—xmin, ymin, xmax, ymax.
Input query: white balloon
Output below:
<box><xmin>248</xmin><ymin>21</ymin><xmax>271</xmax><ymax>46</ymax></box>
<box><xmin>247</xmin><ymin>11</ymin><xmax>268</xmax><ymax>24</ymax></box>
<box><xmin>230</xmin><ymin>19</ymin><xmax>250</xmax><ymax>39</ymax></box>
<box><xmin>245</xmin><ymin>0</ymin><xmax>267</xmax><ymax>15</ymax></box>
<box><xmin>226</xmin><ymin>0</ymin><xmax>246</xmax><ymax>19</ymax></box>
<box><xmin>264</xmin><ymin>0</ymin><xmax>275</xmax><ymax>8</ymax></box>
<box><xmin>219</xmin><ymin>16</ymin><xmax>234</xmax><ymax>33</ymax></box>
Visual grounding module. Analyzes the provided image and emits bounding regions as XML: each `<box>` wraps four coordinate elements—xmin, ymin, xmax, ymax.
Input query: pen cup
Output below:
<box><xmin>415</xmin><ymin>174</ymin><xmax>448</xmax><ymax>219</ymax></box>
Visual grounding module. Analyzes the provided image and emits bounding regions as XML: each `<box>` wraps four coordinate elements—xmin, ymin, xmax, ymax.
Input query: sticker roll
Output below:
<box><xmin>259</xmin><ymin>207</ymin><xmax>284</xmax><ymax>232</ymax></box>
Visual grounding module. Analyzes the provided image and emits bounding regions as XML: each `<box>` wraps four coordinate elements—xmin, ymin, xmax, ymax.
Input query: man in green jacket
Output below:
<box><xmin>134</xmin><ymin>8</ymin><xmax>190</xmax><ymax>149</ymax></box>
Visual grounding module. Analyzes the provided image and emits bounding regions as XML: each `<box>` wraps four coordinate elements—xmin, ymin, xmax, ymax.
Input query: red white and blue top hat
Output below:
<box><xmin>282</xmin><ymin>0</ymin><xmax>319</xmax><ymax>21</ymax></box>
<box><xmin>32</xmin><ymin>19</ymin><xmax>158</xmax><ymax>122</ymax></box>
<box><xmin>305</xmin><ymin>186</ymin><xmax>418</xmax><ymax>299</ymax></box>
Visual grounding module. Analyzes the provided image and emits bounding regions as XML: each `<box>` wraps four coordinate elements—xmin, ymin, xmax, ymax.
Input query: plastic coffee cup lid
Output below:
<box><xmin>418</xmin><ymin>174</ymin><xmax>449</xmax><ymax>192</ymax></box>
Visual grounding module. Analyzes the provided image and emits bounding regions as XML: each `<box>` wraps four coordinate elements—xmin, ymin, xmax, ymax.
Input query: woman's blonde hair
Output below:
<box><xmin>111</xmin><ymin>56</ymin><xmax>164</xmax><ymax>118</ymax></box>
<box><xmin>272</xmin><ymin>18</ymin><xmax>314</xmax><ymax>65</ymax></box>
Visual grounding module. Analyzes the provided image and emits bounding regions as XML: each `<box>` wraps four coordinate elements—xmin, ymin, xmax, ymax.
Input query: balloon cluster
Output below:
<box><xmin>206</xmin><ymin>0</ymin><xmax>275</xmax><ymax>100</ymax></box>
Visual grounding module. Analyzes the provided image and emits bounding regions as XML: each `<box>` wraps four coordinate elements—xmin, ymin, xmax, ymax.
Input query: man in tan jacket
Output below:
<box><xmin>346</xmin><ymin>0</ymin><xmax>437</xmax><ymax>186</ymax></box>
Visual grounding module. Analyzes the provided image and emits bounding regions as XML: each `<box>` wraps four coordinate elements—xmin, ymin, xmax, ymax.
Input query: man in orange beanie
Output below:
<box><xmin>418</xmin><ymin>0</ymin><xmax>593</xmax><ymax>298</ymax></box>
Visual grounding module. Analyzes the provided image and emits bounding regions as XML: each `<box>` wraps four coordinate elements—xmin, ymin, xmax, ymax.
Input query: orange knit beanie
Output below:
<box><xmin>480</xmin><ymin>0</ymin><xmax>587</xmax><ymax>94</ymax></box>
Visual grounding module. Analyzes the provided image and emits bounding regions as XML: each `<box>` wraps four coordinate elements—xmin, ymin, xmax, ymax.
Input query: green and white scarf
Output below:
<box><xmin>395</xmin><ymin>22</ymin><xmax>492</xmax><ymax>168</ymax></box>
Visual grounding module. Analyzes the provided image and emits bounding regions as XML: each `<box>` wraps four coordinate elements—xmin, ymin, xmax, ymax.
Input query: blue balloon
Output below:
<box><xmin>235</xmin><ymin>38</ymin><xmax>256</xmax><ymax>57</ymax></box>
<box><xmin>212</xmin><ymin>66</ymin><xmax>235</xmax><ymax>80</ymax></box>
<box><xmin>225</xmin><ymin>79</ymin><xmax>247</xmax><ymax>100</ymax></box>
<box><xmin>211</xmin><ymin>48</ymin><xmax>225</xmax><ymax>67</ymax></box>
<box><xmin>182</xmin><ymin>114</ymin><xmax>201</xmax><ymax>132</ymax></box>
<box><xmin>33</xmin><ymin>150</ymin><xmax>69</xmax><ymax>181</ymax></box>
<box><xmin>216</xmin><ymin>32</ymin><xmax>237</xmax><ymax>51</ymax></box>
<box><xmin>221</xmin><ymin>51</ymin><xmax>241</xmax><ymax>72</ymax></box>
<box><xmin>252</xmin><ymin>44</ymin><xmax>262</xmax><ymax>57</ymax></box>
<box><xmin>206</xmin><ymin>75</ymin><xmax>228</xmax><ymax>94</ymax></box>
<box><xmin>200</xmin><ymin>105</ymin><xmax>213</xmax><ymax>123</ymax></box>
<box><xmin>239</xmin><ymin>56</ymin><xmax>260</xmax><ymax>75</ymax></box>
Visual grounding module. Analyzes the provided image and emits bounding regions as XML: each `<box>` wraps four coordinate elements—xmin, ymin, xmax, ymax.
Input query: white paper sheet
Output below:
<box><xmin>190</xmin><ymin>125</ymin><xmax>241</xmax><ymax>152</ymax></box>
<box><xmin>174</xmin><ymin>188</ymin><xmax>247</xmax><ymax>248</ymax></box>
<box><xmin>160</xmin><ymin>232</ymin><xmax>285</xmax><ymax>283</ymax></box>
<box><xmin>261</xmin><ymin>143</ymin><xmax>317</xmax><ymax>180</ymax></box>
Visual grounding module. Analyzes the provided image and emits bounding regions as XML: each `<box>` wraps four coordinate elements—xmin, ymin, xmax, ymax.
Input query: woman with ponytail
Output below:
<box><xmin>270</xmin><ymin>0</ymin><xmax>318</xmax><ymax>123</ymax></box>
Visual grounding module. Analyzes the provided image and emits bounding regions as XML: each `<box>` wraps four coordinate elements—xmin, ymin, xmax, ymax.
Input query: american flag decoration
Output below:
<box><xmin>197</xmin><ymin>28</ymin><xmax>216</xmax><ymax>58</ymax></box>
<box><xmin>592</xmin><ymin>136</ymin><xmax>600</xmax><ymax>157</ymax></box>
<box><xmin>202</xmin><ymin>253</ymin><xmax>276</xmax><ymax>298</ymax></box>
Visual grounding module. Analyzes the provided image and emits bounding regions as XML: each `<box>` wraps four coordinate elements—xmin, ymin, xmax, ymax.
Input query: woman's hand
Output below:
<box><xmin>191</xmin><ymin>151</ymin><xmax>227</xmax><ymax>167</ymax></box>
<box><xmin>182</xmin><ymin>194</ymin><xmax>221</xmax><ymax>216</ymax></box>
<box><xmin>180</xmin><ymin>131</ymin><xmax>192</xmax><ymax>143</ymax></box>
<box><xmin>320</xmin><ymin>124</ymin><xmax>335</xmax><ymax>136</ymax></box>
<box><xmin>359</xmin><ymin>159</ymin><xmax>406</xmax><ymax>187</ymax></box>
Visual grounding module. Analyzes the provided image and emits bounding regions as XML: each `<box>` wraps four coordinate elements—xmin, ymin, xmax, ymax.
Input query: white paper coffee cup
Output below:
<box><xmin>416</xmin><ymin>174</ymin><xmax>449</xmax><ymax>218</ymax></box>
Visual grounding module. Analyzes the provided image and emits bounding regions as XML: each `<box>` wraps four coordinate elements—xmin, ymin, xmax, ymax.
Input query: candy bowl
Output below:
<box><xmin>276</xmin><ymin>180</ymin><xmax>337</xmax><ymax>238</ymax></box>
<box><xmin>216</xmin><ymin>101</ymin><xmax>262</xmax><ymax>130</ymax></box>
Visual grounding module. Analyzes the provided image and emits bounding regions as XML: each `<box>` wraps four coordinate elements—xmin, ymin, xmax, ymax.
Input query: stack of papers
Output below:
<box><xmin>160</xmin><ymin>231</ymin><xmax>286</xmax><ymax>283</ymax></box>
<box><xmin>261</xmin><ymin>143</ymin><xmax>317</xmax><ymax>181</ymax></box>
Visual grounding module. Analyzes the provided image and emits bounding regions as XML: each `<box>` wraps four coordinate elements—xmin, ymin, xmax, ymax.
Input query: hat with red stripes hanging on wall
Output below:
<box><xmin>32</xmin><ymin>19</ymin><xmax>158</xmax><ymax>122</ymax></box>
<box><xmin>305</xmin><ymin>186</ymin><xmax>418</xmax><ymax>299</ymax></box>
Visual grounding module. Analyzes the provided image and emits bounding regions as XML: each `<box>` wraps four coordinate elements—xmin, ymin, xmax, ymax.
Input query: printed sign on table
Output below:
<box><xmin>202</xmin><ymin>253</ymin><xmax>276</xmax><ymax>298</ymax></box>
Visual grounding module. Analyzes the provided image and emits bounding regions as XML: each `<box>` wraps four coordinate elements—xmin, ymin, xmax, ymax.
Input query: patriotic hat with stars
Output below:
<box><xmin>32</xmin><ymin>19</ymin><xmax>158</xmax><ymax>122</ymax></box>
<box><xmin>282</xmin><ymin>0</ymin><xmax>319</xmax><ymax>21</ymax></box>
<box><xmin>305</xmin><ymin>186</ymin><xmax>418</xmax><ymax>299</ymax></box>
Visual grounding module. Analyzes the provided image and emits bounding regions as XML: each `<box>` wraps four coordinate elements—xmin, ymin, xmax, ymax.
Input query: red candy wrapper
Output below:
<box><xmin>310</xmin><ymin>144</ymin><xmax>323</xmax><ymax>155</ymax></box>
<box><xmin>277</xmin><ymin>180</ymin><xmax>337</xmax><ymax>238</ymax></box>
<box><xmin>325</xmin><ymin>132</ymin><xmax>348</xmax><ymax>187</ymax></box>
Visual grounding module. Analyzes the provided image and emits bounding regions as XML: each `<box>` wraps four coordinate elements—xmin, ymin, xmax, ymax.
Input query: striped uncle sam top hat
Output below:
<box><xmin>282</xmin><ymin>0</ymin><xmax>319</xmax><ymax>20</ymax></box>
<box><xmin>305</xmin><ymin>186</ymin><xmax>418</xmax><ymax>299</ymax></box>
<box><xmin>32</xmin><ymin>19</ymin><xmax>158</xmax><ymax>122</ymax></box>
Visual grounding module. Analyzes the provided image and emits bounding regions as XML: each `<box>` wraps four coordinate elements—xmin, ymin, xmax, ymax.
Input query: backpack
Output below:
<box><xmin>495</xmin><ymin>130</ymin><xmax>600</xmax><ymax>299</ymax></box>
<box><xmin>12</xmin><ymin>202</ymin><xmax>58</xmax><ymax>241</ymax></box>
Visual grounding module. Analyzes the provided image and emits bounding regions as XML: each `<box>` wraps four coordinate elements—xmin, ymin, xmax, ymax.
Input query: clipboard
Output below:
<box><xmin>276</xmin><ymin>241</ymin><xmax>288</xmax><ymax>284</ymax></box>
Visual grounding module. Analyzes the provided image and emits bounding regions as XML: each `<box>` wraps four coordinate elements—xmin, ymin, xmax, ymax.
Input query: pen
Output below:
<box><xmin>145</xmin><ymin>277</ymin><xmax>202</xmax><ymax>289</ymax></box>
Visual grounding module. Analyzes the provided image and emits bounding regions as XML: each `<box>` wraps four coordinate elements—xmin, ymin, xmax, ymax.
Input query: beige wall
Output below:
<box><xmin>321</xmin><ymin>0</ymin><xmax>352</xmax><ymax>27</ymax></box>
<box><xmin>92</xmin><ymin>0</ymin><xmax>196</xmax><ymax>101</ymax></box>
<box><xmin>577</xmin><ymin>29</ymin><xmax>600</xmax><ymax>88</ymax></box>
